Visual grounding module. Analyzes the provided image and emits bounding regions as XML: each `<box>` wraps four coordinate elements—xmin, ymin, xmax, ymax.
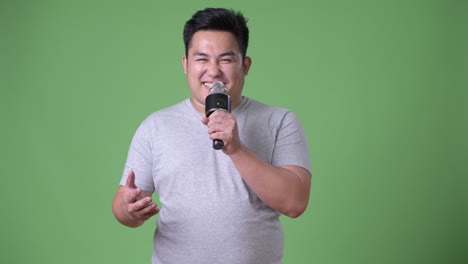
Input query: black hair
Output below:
<box><xmin>183</xmin><ymin>8</ymin><xmax>249</xmax><ymax>58</ymax></box>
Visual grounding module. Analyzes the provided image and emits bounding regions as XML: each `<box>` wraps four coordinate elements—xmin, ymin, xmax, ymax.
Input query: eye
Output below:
<box><xmin>220</xmin><ymin>58</ymin><xmax>233</xmax><ymax>63</ymax></box>
<box><xmin>196</xmin><ymin>58</ymin><xmax>208</xmax><ymax>62</ymax></box>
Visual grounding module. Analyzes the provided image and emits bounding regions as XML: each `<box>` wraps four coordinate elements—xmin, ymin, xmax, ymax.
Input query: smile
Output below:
<box><xmin>203</xmin><ymin>82</ymin><xmax>225</xmax><ymax>90</ymax></box>
<box><xmin>203</xmin><ymin>82</ymin><xmax>213</xmax><ymax>88</ymax></box>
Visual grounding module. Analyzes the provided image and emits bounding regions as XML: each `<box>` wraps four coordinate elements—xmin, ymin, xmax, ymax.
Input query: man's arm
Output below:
<box><xmin>229</xmin><ymin>146</ymin><xmax>311</xmax><ymax>218</ymax></box>
<box><xmin>112</xmin><ymin>170</ymin><xmax>159</xmax><ymax>227</ymax></box>
<box><xmin>203</xmin><ymin>111</ymin><xmax>311</xmax><ymax>218</ymax></box>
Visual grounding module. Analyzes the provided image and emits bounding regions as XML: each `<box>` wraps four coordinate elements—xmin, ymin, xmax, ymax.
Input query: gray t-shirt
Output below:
<box><xmin>120</xmin><ymin>97</ymin><xmax>311</xmax><ymax>264</ymax></box>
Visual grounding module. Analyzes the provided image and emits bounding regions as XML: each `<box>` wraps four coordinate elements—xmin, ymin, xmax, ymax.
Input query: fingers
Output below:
<box><xmin>127</xmin><ymin>196</ymin><xmax>160</xmax><ymax>220</ymax></box>
<box><xmin>207</xmin><ymin>111</ymin><xmax>236</xmax><ymax>139</ymax></box>
<box><xmin>205</xmin><ymin>111</ymin><xmax>242</xmax><ymax>154</ymax></box>
<box><xmin>128</xmin><ymin>196</ymin><xmax>152</xmax><ymax>211</ymax></box>
<box><xmin>201</xmin><ymin>117</ymin><xmax>209</xmax><ymax>125</ymax></box>
<box><xmin>125</xmin><ymin>170</ymin><xmax>137</xmax><ymax>189</ymax></box>
<box><xmin>124</xmin><ymin>170</ymin><xmax>144</xmax><ymax>205</ymax></box>
<box><xmin>206</xmin><ymin>111</ymin><xmax>235</xmax><ymax>134</ymax></box>
<box><xmin>123</xmin><ymin>170</ymin><xmax>159</xmax><ymax>221</ymax></box>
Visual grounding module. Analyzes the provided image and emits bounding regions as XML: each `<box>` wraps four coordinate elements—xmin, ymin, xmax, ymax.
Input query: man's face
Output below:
<box><xmin>183</xmin><ymin>30</ymin><xmax>251</xmax><ymax>113</ymax></box>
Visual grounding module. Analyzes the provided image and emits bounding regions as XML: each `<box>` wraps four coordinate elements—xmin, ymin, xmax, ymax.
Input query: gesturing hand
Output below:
<box><xmin>122</xmin><ymin>170</ymin><xmax>159</xmax><ymax>223</ymax></box>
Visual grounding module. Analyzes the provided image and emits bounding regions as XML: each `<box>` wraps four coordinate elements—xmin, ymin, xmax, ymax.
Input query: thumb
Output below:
<box><xmin>201</xmin><ymin>117</ymin><xmax>209</xmax><ymax>125</ymax></box>
<box><xmin>125</xmin><ymin>170</ymin><xmax>137</xmax><ymax>189</ymax></box>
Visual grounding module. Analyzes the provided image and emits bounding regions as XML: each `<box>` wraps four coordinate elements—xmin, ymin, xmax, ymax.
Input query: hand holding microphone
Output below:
<box><xmin>205</xmin><ymin>81</ymin><xmax>231</xmax><ymax>150</ymax></box>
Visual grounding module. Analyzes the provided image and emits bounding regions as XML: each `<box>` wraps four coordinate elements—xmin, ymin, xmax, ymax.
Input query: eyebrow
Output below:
<box><xmin>192</xmin><ymin>51</ymin><xmax>237</xmax><ymax>57</ymax></box>
<box><xmin>193</xmin><ymin>52</ymin><xmax>208</xmax><ymax>57</ymax></box>
<box><xmin>219</xmin><ymin>51</ymin><xmax>236</xmax><ymax>57</ymax></box>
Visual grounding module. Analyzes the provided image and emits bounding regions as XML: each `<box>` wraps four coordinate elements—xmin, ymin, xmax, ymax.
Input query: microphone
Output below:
<box><xmin>205</xmin><ymin>81</ymin><xmax>231</xmax><ymax>150</ymax></box>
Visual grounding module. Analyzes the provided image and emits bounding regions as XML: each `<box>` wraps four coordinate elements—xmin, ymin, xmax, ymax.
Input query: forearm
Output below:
<box><xmin>228</xmin><ymin>145</ymin><xmax>311</xmax><ymax>218</ymax></box>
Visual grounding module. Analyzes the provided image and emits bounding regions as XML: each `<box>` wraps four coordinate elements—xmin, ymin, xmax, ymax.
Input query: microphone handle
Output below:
<box><xmin>205</xmin><ymin>92</ymin><xmax>231</xmax><ymax>150</ymax></box>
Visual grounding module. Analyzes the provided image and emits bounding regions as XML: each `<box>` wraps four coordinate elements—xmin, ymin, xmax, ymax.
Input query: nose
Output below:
<box><xmin>206</xmin><ymin>61</ymin><xmax>222</xmax><ymax>77</ymax></box>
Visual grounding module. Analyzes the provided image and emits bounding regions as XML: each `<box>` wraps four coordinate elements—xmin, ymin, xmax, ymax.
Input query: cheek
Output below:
<box><xmin>230</xmin><ymin>68</ymin><xmax>246</xmax><ymax>81</ymax></box>
<box><xmin>222</xmin><ymin>65</ymin><xmax>242</xmax><ymax>78</ymax></box>
<box><xmin>188</xmin><ymin>65</ymin><xmax>205</xmax><ymax>78</ymax></box>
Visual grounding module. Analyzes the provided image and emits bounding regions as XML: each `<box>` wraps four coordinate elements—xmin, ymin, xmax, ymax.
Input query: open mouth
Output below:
<box><xmin>203</xmin><ymin>82</ymin><xmax>214</xmax><ymax>89</ymax></box>
<box><xmin>203</xmin><ymin>81</ymin><xmax>226</xmax><ymax>89</ymax></box>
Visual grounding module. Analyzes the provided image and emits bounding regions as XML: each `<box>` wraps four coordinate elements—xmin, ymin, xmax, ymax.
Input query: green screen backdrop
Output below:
<box><xmin>1</xmin><ymin>0</ymin><xmax>467</xmax><ymax>263</ymax></box>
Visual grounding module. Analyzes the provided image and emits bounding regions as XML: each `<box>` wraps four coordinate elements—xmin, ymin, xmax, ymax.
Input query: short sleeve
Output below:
<box><xmin>272</xmin><ymin>111</ymin><xmax>311</xmax><ymax>173</ymax></box>
<box><xmin>119</xmin><ymin>118</ymin><xmax>155</xmax><ymax>192</ymax></box>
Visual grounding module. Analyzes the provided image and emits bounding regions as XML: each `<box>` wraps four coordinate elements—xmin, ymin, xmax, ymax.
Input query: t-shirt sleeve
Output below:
<box><xmin>119</xmin><ymin>118</ymin><xmax>155</xmax><ymax>192</ymax></box>
<box><xmin>272</xmin><ymin>111</ymin><xmax>312</xmax><ymax>173</ymax></box>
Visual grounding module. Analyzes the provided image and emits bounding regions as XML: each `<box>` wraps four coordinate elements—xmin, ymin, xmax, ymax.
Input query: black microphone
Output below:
<box><xmin>205</xmin><ymin>81</ymin><xmax>231</xmax><ymax>150</ymax></box>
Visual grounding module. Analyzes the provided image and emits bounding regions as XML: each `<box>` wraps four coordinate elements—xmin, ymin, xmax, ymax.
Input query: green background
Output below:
<box><xmin>1</xmin><ymin>0</ymin><xmax>467</xmax><ymax>263</ymax></box>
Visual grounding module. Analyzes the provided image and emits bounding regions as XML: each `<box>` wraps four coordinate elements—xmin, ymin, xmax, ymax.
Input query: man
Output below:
<box><xmin>112</xmin><ymin>7</ymin><xmax>312</xmax><ymax>264</ymax></box>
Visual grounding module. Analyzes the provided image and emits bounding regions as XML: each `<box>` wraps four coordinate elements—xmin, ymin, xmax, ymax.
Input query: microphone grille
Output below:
<box><xmin>210</xmin><ymin>81</ymin><xmax>226</xmax><ymax>94</ymax></box>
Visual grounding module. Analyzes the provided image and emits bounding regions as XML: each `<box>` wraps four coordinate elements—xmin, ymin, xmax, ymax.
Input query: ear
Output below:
<box><xmin>182</xmin><ymin>55</ymin><xmax>188</xmax><ymax>75</ymax></box>
<box><xmin>243</xmin><ymin>56</ymin><xmax>252</xmax><ymax>75</ymax></box>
